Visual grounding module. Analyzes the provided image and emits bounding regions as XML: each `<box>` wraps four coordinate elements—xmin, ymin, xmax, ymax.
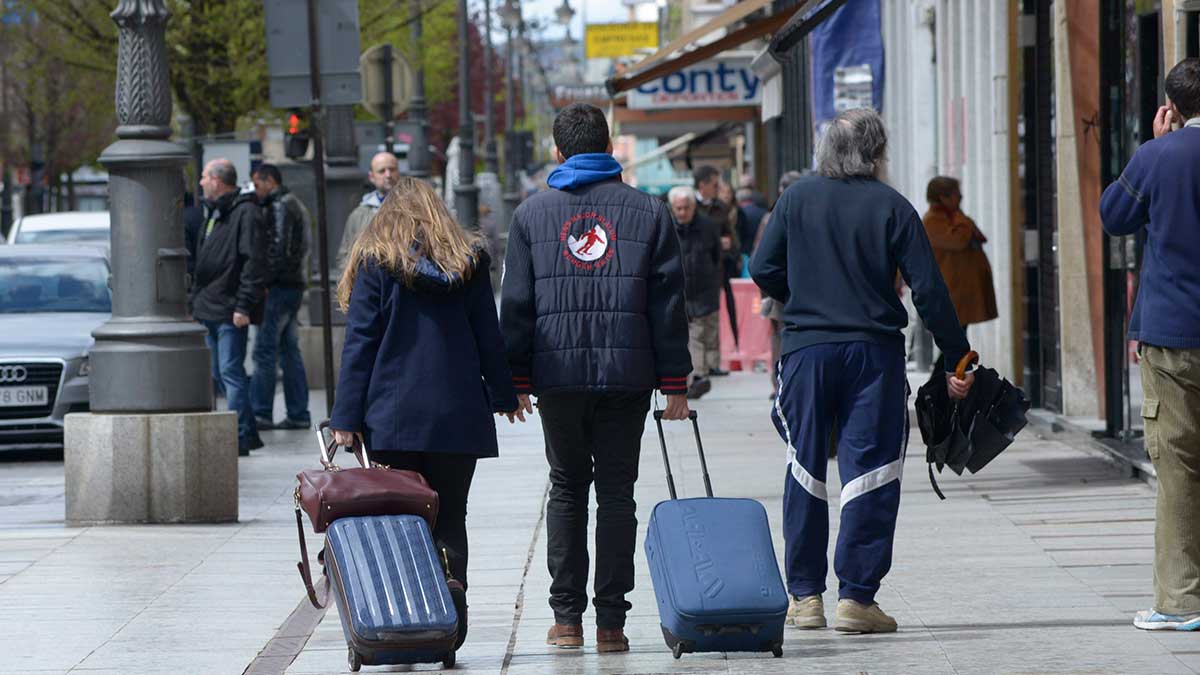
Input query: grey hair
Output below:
<box><xmin>667</xmin><ymin>185</ymin><xmax>695</xmax><ymax>204</ymax></box>
<box><xmin>814</xmin><ymin>108</ymin><xmax>888</xmax><ymax>180</ymax></box>
<box><xmin>778</xmin><ymin>170</ymin><xmax>806</xmax><ymax>194</ymax></box>
<box><xmin>207</xmin><ymin>159</ymin><xmax>238</xmax><ymax>187</ymax></box>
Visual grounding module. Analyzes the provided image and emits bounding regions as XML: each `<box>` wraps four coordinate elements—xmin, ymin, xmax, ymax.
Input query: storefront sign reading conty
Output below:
<box><xmin>627</xmin><ymin>60</ymin><xmax>762</xmax><ymax>110</ymax></box>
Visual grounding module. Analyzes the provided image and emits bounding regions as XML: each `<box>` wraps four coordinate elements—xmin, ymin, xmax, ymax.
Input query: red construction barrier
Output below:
<box><xmin>718</xmin><ymin>279</ymin><xmax>774</xmax><ymax>371</ymax></box>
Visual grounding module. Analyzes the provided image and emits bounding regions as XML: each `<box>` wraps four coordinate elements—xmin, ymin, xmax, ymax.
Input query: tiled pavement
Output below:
<box><xmin>0</xmin><ymin>372</ymin><xmax>1194</xmax><ymax>674</ymax></box>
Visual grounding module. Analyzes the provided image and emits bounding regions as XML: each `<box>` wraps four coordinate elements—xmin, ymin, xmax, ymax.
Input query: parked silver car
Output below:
<box><xmin>0</xmin><ymin>245</ymin><xmax>111</xmax><ymax>448</ymax></box>
<box><xmin>6</xmin><ymin>211</ymin><xmax>110</xmax><ymax>246</ymax></box>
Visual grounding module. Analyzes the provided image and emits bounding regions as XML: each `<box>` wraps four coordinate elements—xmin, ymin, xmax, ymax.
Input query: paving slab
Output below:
<box><xmin>0</xmin><ymin>373</ymin><xmax>1194</xmax><ymax>674</ymax></box>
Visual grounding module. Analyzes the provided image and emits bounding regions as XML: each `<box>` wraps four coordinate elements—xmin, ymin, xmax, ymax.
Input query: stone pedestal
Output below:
<box><xmin>299</xmin><ymin>325</ymin><xmax>344</xmax><ymax>390</ymax></box>
<box><xmin>65</xmin><ymin>411</ymin><xmax>238</xmax><ymax>525</ymax></box>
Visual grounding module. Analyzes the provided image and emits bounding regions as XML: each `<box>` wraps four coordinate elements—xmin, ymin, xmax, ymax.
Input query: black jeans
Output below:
<box><xmin>368</xmin><ymin>450</ymin><xmax>478</xmax><ymax>590</ymax></box>
<box><xmin>538</xmin><ymin>390</ymin><xmax>651</xmax><ymax>629</ymax></box>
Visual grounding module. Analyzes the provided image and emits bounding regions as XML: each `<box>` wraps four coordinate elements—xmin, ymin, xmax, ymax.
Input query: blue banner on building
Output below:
<box><xmin>810</xmin><ymin>0</ymin><xmax>885</xmax><ymax>126</ymax></box>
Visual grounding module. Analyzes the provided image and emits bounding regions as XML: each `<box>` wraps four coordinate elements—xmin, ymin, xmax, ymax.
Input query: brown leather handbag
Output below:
<box><xmin>296</xmin><ymin>422</ymin><xmax>439</xmax><ymax>533</ymax></box>
<box><xmin>295</xmin><ymin>422</ymin><xmax>441</xmax><ymax>608</ymax></box>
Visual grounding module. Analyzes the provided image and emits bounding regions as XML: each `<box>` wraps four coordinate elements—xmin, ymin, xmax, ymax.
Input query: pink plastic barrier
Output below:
<box><xmin>718</xmin><ymin>279</ymin><xmax>774</xmax><ymax>371</ymax></box>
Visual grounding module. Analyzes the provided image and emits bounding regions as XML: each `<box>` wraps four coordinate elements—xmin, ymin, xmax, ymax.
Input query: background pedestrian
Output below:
<box><xmin>249</xmin><ymin>164</ymin><xmax>312</xmax><ymax>431</ymax></box>
<box><xmin>922</xmin><ymin>176</ymin><xmax>998</xmax><ymax>336</ymax></box>
<box><xmin>1100</xmin><ymin>57</ymin><xmax>1200</xmax><ymax>632</ymax></box>
<box><xmin>191</xmin><ymin>158</ymin><xmax>267</xmax><ymax>455</ymax></box>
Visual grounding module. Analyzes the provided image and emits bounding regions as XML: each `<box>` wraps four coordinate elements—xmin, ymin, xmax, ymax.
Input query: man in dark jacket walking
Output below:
<box><xmin>751</xmin><ymin>109</ymin><xmax>973</xmax><ymax>633</ymax></box>
<box><xmin>693</xmin><ymin>165</ymin><xmax>738</xmax><ymax>376</ymax></box>
<box><xmin>501</xmin><ymin>103</ymin><xmax>692</xmax><ymax>653</ymax></box>
<box><xmin>193</xmin><ymin>158</ymin><xmax>267</xmax><ymax>455</ymax></box>
<box><xmin>668</xmin><ymin>186</ymin><xmax>721</xmax><ymax>399</ymax></box>
<box><xmin>249</xmin><ymin>164</ymin><xmax>312</xmax><ymax>431</ymax></box>
<box><xmin>1100</xmin><ymin>58</ymin><xmax>1200</xmax><ymax>632</ymax></box>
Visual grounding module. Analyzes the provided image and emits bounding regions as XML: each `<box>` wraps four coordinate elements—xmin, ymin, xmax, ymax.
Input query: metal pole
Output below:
<box><xmin>382</xmin><ymin>43</ymin><xmax>395</xmax><ymax>155</ymax></box>
<box><xmin>500</xmin><ymin>23</ymin><xmax>519</xmax><ymax>234</ymax></box>
<box><xmin>0</xmin><ymin>35</ymin><xmax>10</xmax><ymax>237</ymax></box>
<box><xmin>306</xmin><ymin>0</ymin><xmax>336</xmax><ymax>415</ymax></box>
<box><xmin>454</xmin><ymin>0</ymin><xmax>479</xmax><ymax>230</ymax></box>
<box><xmin>407</xmin><ymin>0</ymin><xmax>431</xmax><ymax>180</ymax></box>
<box><xmin>91</xmin><ymin>0</ymin><xmax>210</xmax><ymax>413</ymax></box>
<box><xmin>482</xmin><ymin>0</ymin><xmax>498</xmax><ymax>175</ymax></box>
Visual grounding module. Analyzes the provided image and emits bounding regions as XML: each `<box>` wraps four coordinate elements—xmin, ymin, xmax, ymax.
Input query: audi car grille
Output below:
<box><xmin>0</xmin><ymin>363</ymin><xmax>64</xmax><ymax>421</ymax></box>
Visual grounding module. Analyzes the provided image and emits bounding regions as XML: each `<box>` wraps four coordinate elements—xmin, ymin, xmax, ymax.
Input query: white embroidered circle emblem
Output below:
<box><xmin>567</xmin><ymin>225</ymin><xmax>609</xmax><ymax>262</ymax></box>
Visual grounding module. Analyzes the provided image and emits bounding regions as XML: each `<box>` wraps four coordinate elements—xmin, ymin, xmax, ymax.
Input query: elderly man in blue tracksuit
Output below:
<box><xmin>751</xmin><ymin>108</ymin><xmax>975</xmax><ymax>633</ymax></box>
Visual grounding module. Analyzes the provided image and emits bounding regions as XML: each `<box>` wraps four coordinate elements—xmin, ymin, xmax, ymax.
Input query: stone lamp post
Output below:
<box><xmin>65</xmin><ymin>0</ymin><xmax>237</xmax><ymax>525</ymax></box>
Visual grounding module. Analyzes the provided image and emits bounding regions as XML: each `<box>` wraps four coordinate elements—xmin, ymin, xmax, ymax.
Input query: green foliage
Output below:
<box><xmin>11</xmin><ymin>0</ymin><xmax>268</xmax><ymax>139</ymax></box>
<box><xmin>1</xmin><ymin>9</ymin><xmax>115</xmax><ymax>178</ymax></box>
<box><xmin>167</xmin><ymin>0</ymin><xmax>269</xmax><ymax>135</ymax></box>
<box><xmin>360</xmin><ymin>0</ymin><xmax>457</xmax><ymax>107</ymax></box>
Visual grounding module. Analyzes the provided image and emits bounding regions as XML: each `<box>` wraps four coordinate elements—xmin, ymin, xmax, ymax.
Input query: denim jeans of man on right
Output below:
<box><xmin>538</xmin><ymin>390</ymin><xmax>651</xmax><ymax>630</ymax></box>
<box><xmin>202</xmin><ymin>320</ymin><xmax>256</xmax><ymax>442</ymax></box>
<box><xmin>250</xmin><ymin>286</ymin><xmax>310</xmax><ymax>424</ymax></box>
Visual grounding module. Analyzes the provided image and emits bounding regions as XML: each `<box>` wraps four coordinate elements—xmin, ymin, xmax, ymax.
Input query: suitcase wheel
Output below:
<box><xmin>442</xmin><ymin>650</ymin><xmax>456</xmax><ymax>669</ymax></box>
<box><xmin>672</xmin><ymin>643</ymin><xmax>684</xmax><ymax>660</ymax></box>
<box><xmin>772</xmin><ymin>644</ymin><xmax>783</xmax><ymax>658</ymax></box>
<box><xmin>347</xmin><ymin>648</ymin><xmax>362</xmax><ymax>672</ymax></box>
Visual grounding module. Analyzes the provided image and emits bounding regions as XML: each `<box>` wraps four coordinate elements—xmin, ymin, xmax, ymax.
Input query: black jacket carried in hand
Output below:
<box><xmin>500</xmin><ymin>169</ymin><xmax>692</xmax><ymax>396</ymax></box>
<box><xmin>261</xmin><ymin>186</ymin><xmax>311</xmax><ymax>288</ymax></box>
<box><xmin>676</xmin><ymin>212</ymin><xmax>722</xmax><ymax>319</ymax></box>
<box><xmin>191</xmin><ymin>190</ymin><xmax>267</xmax><ymax>323</ymax></box>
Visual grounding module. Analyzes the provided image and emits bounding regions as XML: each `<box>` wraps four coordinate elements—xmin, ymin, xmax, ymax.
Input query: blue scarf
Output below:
<box><xmin>547</xmin><ymin>153</ymin><xmax>623</xmax><ymax>191</ymax></box>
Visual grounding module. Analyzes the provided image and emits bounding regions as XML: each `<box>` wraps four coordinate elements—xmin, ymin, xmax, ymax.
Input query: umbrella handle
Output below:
<box><xmin>955</xmin><ymin>351</ymin><xmax>979</xmax><ymax>379</ymax></box>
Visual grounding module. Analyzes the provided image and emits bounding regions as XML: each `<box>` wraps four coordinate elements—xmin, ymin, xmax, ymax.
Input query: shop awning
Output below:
<box><xmin>606</xmin><ymin>0</ymin><xmax>813</xmax><ymax>97</ymax></box>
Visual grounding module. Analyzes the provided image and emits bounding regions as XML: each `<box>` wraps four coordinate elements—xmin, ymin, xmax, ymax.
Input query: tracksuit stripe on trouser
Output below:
<box><xmin>772</xmin><ymin>341</ymin><xmax>908</xmax><ymax>605</ymax></box>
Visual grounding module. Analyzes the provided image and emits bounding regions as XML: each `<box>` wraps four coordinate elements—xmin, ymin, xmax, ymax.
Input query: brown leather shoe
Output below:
<box><xmin>596</xmin><ymin>627</ymin><xmax>629</xmax><ymax>653</ymax></box>
<box><xmin>546</xmin><ymin>623</ymin><xmax>583</xmax><ymax>649</ymax></box>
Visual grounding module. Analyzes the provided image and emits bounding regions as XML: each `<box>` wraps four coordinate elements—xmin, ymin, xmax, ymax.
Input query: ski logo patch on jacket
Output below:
<box><xmin>561</xmin><ymin>211</ymin><xmax>616</xmax><ymax>270</ymax></box>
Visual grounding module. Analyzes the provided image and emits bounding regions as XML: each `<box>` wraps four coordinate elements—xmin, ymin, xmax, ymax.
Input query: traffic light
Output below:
<box><xmin>284</xmin><ymin>110</ymin><xmax>310</xmax><ymax>160</ymax></box>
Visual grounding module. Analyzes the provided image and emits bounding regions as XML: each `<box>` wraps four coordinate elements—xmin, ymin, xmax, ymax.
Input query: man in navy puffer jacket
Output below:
<box><xmin>501</xmin><ymin>103</ymin><xmax>692</xmax><ymax>653</ymax></box>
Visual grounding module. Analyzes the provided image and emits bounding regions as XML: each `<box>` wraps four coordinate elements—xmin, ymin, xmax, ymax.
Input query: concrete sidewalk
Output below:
<box><xmin>0</xmin><ymin>372</ymin><xmax>1194</xmax><ymax>674</ymax></box>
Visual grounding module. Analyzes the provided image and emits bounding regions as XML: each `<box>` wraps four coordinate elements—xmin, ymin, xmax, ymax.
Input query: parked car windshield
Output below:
<box><xmin>0</xmin><ymin>259</ymin><xmax>112</xmax><ymax>313</ymax></box>
<box><xmin>14</xmin><ymin>229</ymin><xmax>110</xmax><ymax>245</ymax></box>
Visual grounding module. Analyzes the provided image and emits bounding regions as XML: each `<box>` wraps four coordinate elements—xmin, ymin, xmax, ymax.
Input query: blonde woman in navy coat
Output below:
<box><xmin>330</xmin><ymin>177</ymin><xmax>522</xmax><ymax>646</ymax></box>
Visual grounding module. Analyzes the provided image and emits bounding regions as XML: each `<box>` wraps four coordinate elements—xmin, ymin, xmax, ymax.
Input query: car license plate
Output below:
<box><xmin>0</xmin><ymin>386</ymin><xmax>49</xmax><ymax>407</ymax></box>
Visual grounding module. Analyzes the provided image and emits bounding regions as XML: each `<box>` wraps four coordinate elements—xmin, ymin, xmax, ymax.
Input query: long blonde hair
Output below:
<box><xmin>337</xmin><ymin>176</ymin><xmax>482</xmax><ymax>310</ymax></box>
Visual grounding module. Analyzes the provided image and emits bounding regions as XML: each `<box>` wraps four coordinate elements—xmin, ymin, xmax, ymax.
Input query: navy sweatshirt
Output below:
<box><xmin>750</xmin><ymin>175</ymin><xmax>970</xmax><ymax>368</ymax></box>
<box><xmin>1100</xmin><ymin>123</ymin><xmax>1200</xmax><ymax>348</ymax></box>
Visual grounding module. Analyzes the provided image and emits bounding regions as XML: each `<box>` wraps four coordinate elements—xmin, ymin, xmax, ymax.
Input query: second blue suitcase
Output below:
<box><xmin>645</xmin><ymin>411</ymin><xmax>788</xmax><ymax>659</ymax></box>
<box><xmin>325</xmin><ymin>515</ymin><xmax>458</xmax><ymax>671</ymax></box>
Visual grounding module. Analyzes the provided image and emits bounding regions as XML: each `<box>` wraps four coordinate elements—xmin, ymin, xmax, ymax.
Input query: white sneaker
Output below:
<box><xmin>787</xmin><ymin>594</ymin><xmax>826</xmax><ymax>629</ymax></box>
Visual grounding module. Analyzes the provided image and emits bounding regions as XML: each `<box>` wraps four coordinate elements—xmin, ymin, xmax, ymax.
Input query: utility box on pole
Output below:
<box><xmin>264</xmin><ymin>0</ymin><xmax>363</xmax><ymax>109</ymax></box>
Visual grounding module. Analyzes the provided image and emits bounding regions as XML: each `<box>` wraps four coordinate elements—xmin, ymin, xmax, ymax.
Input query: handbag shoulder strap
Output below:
<box><xmin>295</xmin><ymin>501</ymin><xmax>328</xmax><ymax>609</ymax></box>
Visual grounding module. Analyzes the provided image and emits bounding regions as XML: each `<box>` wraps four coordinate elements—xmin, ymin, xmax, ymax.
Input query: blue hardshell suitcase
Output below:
<box><xmin>325</xmin><ymin>515</ymin><xmax>459</xmax><ymax>671</ymax></box>
<box><xmin>645</xmin><ymin>411</ymin><xmax>788</xmax><ymax>659</ymax></box>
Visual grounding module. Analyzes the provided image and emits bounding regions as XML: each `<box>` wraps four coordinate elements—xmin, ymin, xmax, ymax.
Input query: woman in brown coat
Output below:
<box><xmin>922</xmin><ymin>176</ymin><xmax>998</xmax><ymax>327</ymax></box>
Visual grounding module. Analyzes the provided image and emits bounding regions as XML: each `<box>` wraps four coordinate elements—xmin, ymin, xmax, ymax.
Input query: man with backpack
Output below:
<box><xmin>501</xmin><ymin>103</ymin><xmax>692</xmax><ymax>653</ymax></box>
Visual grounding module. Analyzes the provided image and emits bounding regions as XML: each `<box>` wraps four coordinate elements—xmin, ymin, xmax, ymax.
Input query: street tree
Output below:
<box><xmin>12</xmin><ymin>0</ymin><xmax>268</xmax><ymax>161</ymax></box>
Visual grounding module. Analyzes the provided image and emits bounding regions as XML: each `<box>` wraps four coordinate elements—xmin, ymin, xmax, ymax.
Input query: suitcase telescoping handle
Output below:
<box><xmin>653</xmin><ymin>409</ymin><xmax>714</xmax><ymax>500</ymax></box>
<box><xmin>316</xmin><ymin>420</ymin><xmax>372</xmax><ymax>469</ymax></box>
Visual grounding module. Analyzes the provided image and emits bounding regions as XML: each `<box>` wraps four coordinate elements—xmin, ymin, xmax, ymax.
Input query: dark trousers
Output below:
<box><xmin>369</xmin><ymin>450</ymin><xmax>478</xmax><ymax>590</ymax></box>
<box><xmin>250</xmin><ymin>286</ymin><xmax>310</xmax><ymax>424</ymax></box>
<box><xmin>538</xmin><ymin>390</ymin><xmax>651</xmax><ymax>629</ymax></box>
<box><xmin>201</xmin><ymin>320</ymin><xmax>256</xmax><ymax>442</ymax></box>
<box><xmin>772</xmin><ymin>342</ymin><xmax>907</xmax><ymax>604</ymax></box>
